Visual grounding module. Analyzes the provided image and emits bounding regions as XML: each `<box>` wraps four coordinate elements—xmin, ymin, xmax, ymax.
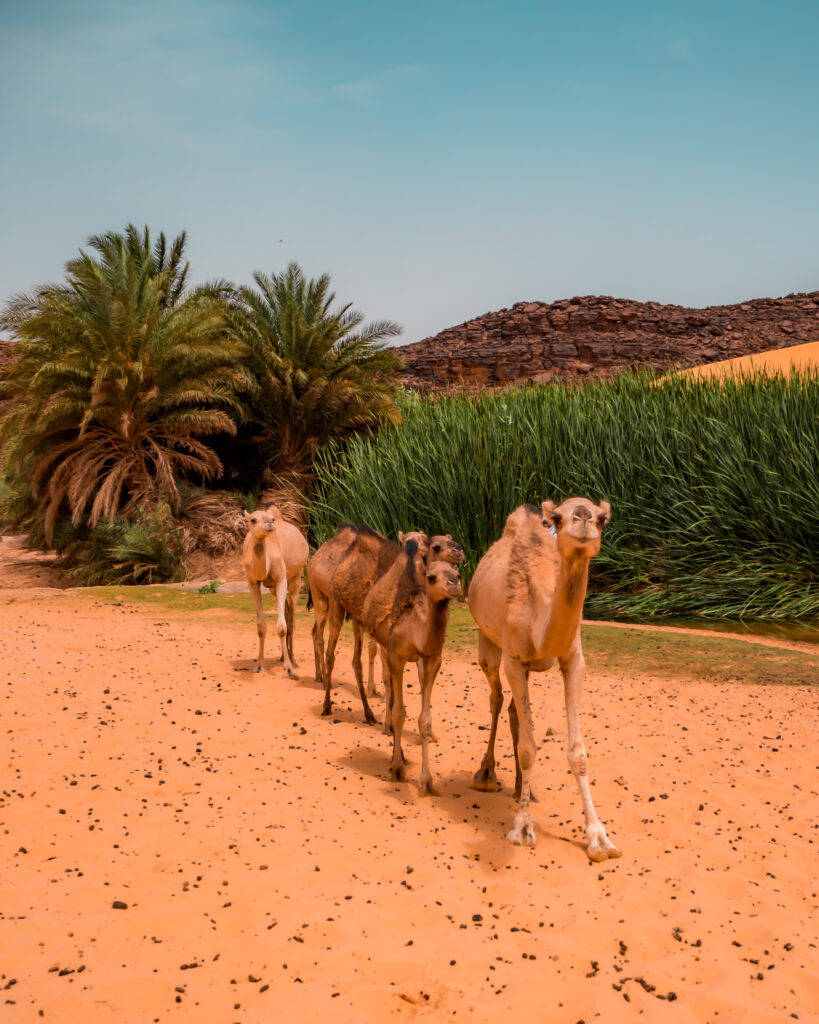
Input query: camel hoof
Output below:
<box><xmin>321</xmin><ymin>703</ymin><xmax>332</xmax><ymax>717</ymax></box>
<box><xmin>389</xmin><ymin>764</ymin><xmax>406</xmax><ymax>783</ymax></box>
<box><xmin>418</xmin><ymin>776</ymin><xmax>436</xmax><ymax>797</ymax></box>
<box><xmin>471</xmin><ymin>766</ymin><xmax>502</xmax><ymax>792</ymax></box>
<box><xmin>586</xmin><ymin>826</ymin><xmax>621</xmax><ymax>862</ymax></box>
<box><xmin>285</xmin><ymin>669</ymin><xmax>299</xmax><ymax>680</ymax></box>
<box><xmin>507</xmin><ymin>812</ymin><xmax>537</xmax><ymax>847</ymax></box>
<box><xmin>367</xmin><ymin>686</ymin><xmax>382</xmax><ymax>698</ymax></box>
<box><xmin>254</xmin><ymin>664</ymin><xmax>262</xmax><ymax>673</ymax></box>
<box><xmin>364</xmin><ymin>710</ymin><xmax>377</xmax><ymax>726</ymax></box>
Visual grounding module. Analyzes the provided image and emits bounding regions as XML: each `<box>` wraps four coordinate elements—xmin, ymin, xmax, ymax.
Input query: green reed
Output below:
<box><xmin>309</xmin><ymin>370</ymin><xmax>819</xmax><ymax>622</ymax></box>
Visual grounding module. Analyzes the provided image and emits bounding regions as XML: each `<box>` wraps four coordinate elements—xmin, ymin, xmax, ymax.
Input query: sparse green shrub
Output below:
<box><xmin>70</xmin><ymin>502</ymin><xmax>184</xmax><ymax>586</ymax></box>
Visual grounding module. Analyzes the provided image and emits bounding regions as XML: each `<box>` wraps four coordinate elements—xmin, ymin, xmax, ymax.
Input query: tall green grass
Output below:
<box><xmin>309</xmin><ymin>371</ymin><xmax>819</xmax><ymax>622</ymax></box>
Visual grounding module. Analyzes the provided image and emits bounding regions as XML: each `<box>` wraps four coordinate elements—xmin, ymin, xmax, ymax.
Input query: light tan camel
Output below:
<box><xmin>362</xmin><ymin>549</ymin><xmax>462</xmax><ymax>795</ymax></box>
<box><xmin>467</xmin><ymin>498</ymin><xmax>620</xmax><ymax>862</ymax></box>
<box><xmin>308</xmin><ymin>526</ymin><xmax>429</xmax><ymax>724</ymax></box>
<box><xmin>242</xmin><ymin>506</ymin><xmax>309</xmax><ymax>678</ymax></box>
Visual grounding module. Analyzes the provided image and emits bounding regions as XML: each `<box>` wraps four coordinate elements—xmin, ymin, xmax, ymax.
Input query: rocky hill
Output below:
<box><xmin>399</xmin><ymin>292</ymin><xmax>819</xmax><ymax>388</ymax></box>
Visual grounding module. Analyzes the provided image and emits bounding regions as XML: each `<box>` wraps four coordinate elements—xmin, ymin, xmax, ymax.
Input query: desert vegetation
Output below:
<box><xmin>309</xmin><ymin>372</ymin><xmax>819</xmax><ymax>622</ymax></box>
<box><xmin>0</xmin><ymin>226</ymin><xmax>402</xmax><ymax>582</ymax></box>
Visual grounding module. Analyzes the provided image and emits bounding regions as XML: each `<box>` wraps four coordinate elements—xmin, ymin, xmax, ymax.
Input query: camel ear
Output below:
<box><xmin>541</xmin><ymin>500</ymin><xmax>562</xmax><ymax>527</ymax></box>
<box><xmin>398</xmin><ymin>531</ymin><xmax>406</xmax><ymax>544</ymax></box>
<box><xmin>597</xmin><ymin>501</ymin><xmax>611</xmax><ymax>527</ymax></box>
<box><xmin>242</xmin><ymin>510</ymin><xmax>251</xmax><ymax>522</ymax></box>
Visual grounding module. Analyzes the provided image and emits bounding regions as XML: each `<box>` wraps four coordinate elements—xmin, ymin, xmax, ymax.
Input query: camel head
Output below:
<box><xmin>244</xmin><ymin>509</ymin><xmax>276</xmax><ymax>538</ymax></box>
<box><xmin>541</xmin><ymin>497</ymin><xmax>611</xmax><ymax>559</ymax></box>
<box><xmin>425</xmin><ymin>561</ymin><xmax>463</xmax><ymax>601</ymax></box>
<box><xmin>398</xmin><ymin>530</ymin><xmax>430</xmax><ymax>558</ymax></box>
<box><xmin>428</xmin><ymin>534</ymin><xmax>466</xmax><ymax>565</ymax></box>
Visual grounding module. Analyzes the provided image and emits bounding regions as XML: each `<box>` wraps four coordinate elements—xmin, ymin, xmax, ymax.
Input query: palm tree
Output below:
<box><xmin>0</xmin><ymin>226</ymin><xmax>250</xmax><ymax>542</ymax></box>
<box><xmin>227</xmin><ymin>262</ymin><xmax>402</xmax><ymax>492</ymax></box>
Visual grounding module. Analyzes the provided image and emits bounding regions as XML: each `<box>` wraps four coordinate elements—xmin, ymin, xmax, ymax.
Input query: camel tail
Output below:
<box><xmin>306</xmin><ymin>587</ymin><xmax>313</xmax><ymax>610</ymax></box>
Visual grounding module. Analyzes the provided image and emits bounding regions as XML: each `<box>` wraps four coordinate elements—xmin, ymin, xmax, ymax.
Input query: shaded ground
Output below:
<box><xmin>1</xmin><ymin>587</ymin><xmax>817</xmax><ymax>1023</ymax></box>
<box><xmin>0</xmin><ymin>537</ymin><xmax>69</xmax><ymax>590</ymax></box>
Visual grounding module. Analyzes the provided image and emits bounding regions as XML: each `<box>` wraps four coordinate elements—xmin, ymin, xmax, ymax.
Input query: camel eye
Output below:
<box><xmin>427</xmin><ymin>574</ymin><xmax>437</xmax><ymax>584</ymax></box>
<box><xmin>550</xmin><ymin>512</ymin><xmax>563</xmax><ymax>527</ymax></box>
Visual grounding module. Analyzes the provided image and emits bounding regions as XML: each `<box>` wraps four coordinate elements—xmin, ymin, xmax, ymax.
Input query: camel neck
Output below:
<box><xmin>419</xmin><ymin>597</ymin><xmax>450</xmax><ymax>656</ymax></box>
<box><xmin>539</xmin><ymin>552</ymin><xmax>589</xmax><ymax>655</ymax></box>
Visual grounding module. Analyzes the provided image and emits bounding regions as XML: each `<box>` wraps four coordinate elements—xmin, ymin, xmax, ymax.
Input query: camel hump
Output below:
<box><xmin>502</xmin><ymin>503</ymin><xmax>543</xmax><ymax>540</ymax></box>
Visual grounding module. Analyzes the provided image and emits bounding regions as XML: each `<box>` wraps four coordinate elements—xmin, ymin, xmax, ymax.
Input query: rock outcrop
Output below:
<box><xmin>399</xmin><ymin>292</ymin><xmax>819</xmax><ymax>388</ymax></box>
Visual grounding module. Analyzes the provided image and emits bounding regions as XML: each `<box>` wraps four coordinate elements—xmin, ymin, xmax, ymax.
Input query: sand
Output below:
<box><xmin>679</xmin><ymin>340</ymin><xmax>819</xmax><ymax>380</ymax></box>
<box><xmin>1</xmin><ymin>589</ymin><xmax>817</xmax><ymax>1023</ymax></box>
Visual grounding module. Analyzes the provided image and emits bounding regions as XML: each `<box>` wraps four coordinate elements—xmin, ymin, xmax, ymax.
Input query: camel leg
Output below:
<box><xmin>560</xmin><ymin>646</ymin><xmax>621</xmax><ymax>862</ymax></box>
<box><xmin>388</xmin><ymin>652</ymin><xmax>407</xmax><ymax>782</ymax></box>
<box><xmin>472</xmin><ymin>630</ymin><xmax>503</xmax><ymax>791</ymax></box>
<box><xmin>286</xmin><ymin>575</ymin><xmax>301</xmax><ymax>668</ymax></box>
<box><xmin>311</xmin><ymin>587</ymin><xmax>328</xmax><ymax>689</ymax></box>
<box><xmin>352</xmin><ymin>622</ymin><xmax>377</xmax><ymax>725</ymax></box>
<box><xmin>504</xmin><ymin>655</ymin><xmax>537</xmax><ymax>846</ymax></box>
<box><xmin>417</xmin><ymin>654</ymin><xmax>441</xmax><ymax>796</ymax></box>
<box><xmin>322</xmin><ymin>602</ymin><xmax>345</xmax><ymax>714</ymax></box>
<box><xmin>275</xmin><ymin>576</ymin><xmax>298</xmax><ymax>680</ymax></box>
<box><xmin>382</xmin><ymin>645</ymin><xmax>393</xmax><ymax>733</ymax></box>
<box><xmin>248</xmin><ymin>578</ymin><xmax>267</xmax><ymax>672</ymax></box>
<box><xmin>509</xmin><ymin>693</ymin><xmax>539</xmax><ymax>802</ymax></box>
<box><xmin>366</xmin><ymin>635</ymin><xmax>381</xmax><ymax>697</ymax></box>
<box><xmin>417</xmin><ymin>660</ymin><xmax>438</xmax><ymax>743</ymax></box>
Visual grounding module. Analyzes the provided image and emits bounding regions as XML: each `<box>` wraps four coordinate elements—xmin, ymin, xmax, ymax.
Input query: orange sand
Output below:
<box><xmin>681</xmin><ymin>340</ymin><xmax>819</xmax><ymax>380</ymax></box>
<box><xmin>1</xmin><ymin>591</ymin><xmax>817</xmax><ymax>1023</ymax></box>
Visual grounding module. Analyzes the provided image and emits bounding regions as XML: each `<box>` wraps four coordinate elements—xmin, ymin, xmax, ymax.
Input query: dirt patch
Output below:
<box><xmin>0</xmin><ymin>536</ymin><xmax>69</xmax><ymax>589</ymax></box>
<box><xmin>1</xmin><ymin>589</ymin><xmax>816</xmax><ymax>1022</ymax></box>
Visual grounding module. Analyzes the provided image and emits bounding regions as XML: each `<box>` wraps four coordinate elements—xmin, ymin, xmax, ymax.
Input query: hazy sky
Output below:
<box><xmin>1</xmin><ymin>0</ymin><xmax>817</xmax><ymax>343</ymax></box>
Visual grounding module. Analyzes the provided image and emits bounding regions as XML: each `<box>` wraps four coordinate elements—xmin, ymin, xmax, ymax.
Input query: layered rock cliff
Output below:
<box><xmin>399</xmin><ymin>292</ymin><xmax>819</xmax><ymax>388</ymax></box>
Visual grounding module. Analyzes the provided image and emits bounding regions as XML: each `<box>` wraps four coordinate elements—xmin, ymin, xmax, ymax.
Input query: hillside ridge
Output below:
<box><xmin>399</xmin><ymin>291</ymin><xmax>819</xmax><ymax>387</ymax></box>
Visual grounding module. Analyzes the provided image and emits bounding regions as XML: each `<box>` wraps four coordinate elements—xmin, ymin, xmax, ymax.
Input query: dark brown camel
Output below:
<box><xmin>307</xmin><ymin>526</ymin><xmax>464</xmax><ymax>724</ymax></box>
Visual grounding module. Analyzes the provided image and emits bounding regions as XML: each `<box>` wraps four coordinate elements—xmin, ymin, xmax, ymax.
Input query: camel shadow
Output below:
<box><xmin>339</xmin><ymin>741</ymin><xmax>587</xmax><ymax>869</ymax></box>
<box><xmin>230</xmin><ymin>656</ymin><xmax>299</xmax><ymax>676</ymax></box>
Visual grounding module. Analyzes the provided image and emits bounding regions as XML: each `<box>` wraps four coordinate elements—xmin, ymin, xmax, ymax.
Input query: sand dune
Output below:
<box><xmin>1</xmin><ymin>589</ymin><xmax>817</xmax><ymax>1023</ymax></box>
<box><xmin>680</xmin><ymin>340</ymin><xmax>819</xmax><ymax>380</ymax></box>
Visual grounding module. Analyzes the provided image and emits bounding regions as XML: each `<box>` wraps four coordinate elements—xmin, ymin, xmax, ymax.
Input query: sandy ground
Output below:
<box><xmin>1</xmin><ymin>589</ymin><xmax>817</xmax><ymax>1024</ymax></box>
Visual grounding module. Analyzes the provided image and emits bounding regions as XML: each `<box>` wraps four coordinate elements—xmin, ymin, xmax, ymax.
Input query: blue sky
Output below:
<box><xmin>1</xmin><ymin>0</ymin><xmax>817</xmax><ymax>343</ymax></box>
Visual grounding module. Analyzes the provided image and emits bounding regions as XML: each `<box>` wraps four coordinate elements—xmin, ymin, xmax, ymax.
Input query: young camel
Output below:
<box><xmin>362</xmin><ymin>549</ymin><xmax>462</xmax><ymax>795</ymax></box>
<box><xmin>307</xmin><ymin>526</ymin><xmax>463</xmax><ymax>724</ymax></box>
<box><xmin>242</xmin><ymin>506</ymin><xmax>309</xmax><ymax>678</ymax></box>
<box><xmin>467</xmin><ymin>498</ymin><xmax>620</xmax><ymax>862</ymax></box>
<box><xmin>365</xmin><ymin>534</ymin><xmax>465</xmax><ymax>700</ymax></box>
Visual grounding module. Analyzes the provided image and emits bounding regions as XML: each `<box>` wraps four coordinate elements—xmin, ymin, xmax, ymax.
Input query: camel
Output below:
<box><xmin>365</xmin><ymin>534</ymin><xmax>465</xmax><ymax>699</ymax></box>
<box><xmin>308</xmin><ymin>526</ymin><xmax>428</xmax><ymax>724</ymax></box>
<box><xmin>467</xmin><ymin>498</ymin><xmax>620</xmax><ymax>862</ymax></box>
<box><xmin>362</xmin><ymin>549</ymin><xmax>462</xmax><ymax>794</ymax></box>
<box><xmin>242</xmin><ymin>506</ymin><xmax>309</xmax><ymax>678</ymax></box>
<box><xmin>307</xmin><ymin>526</ymin><xmax>464</xmax><ymax>724</ymax></box>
